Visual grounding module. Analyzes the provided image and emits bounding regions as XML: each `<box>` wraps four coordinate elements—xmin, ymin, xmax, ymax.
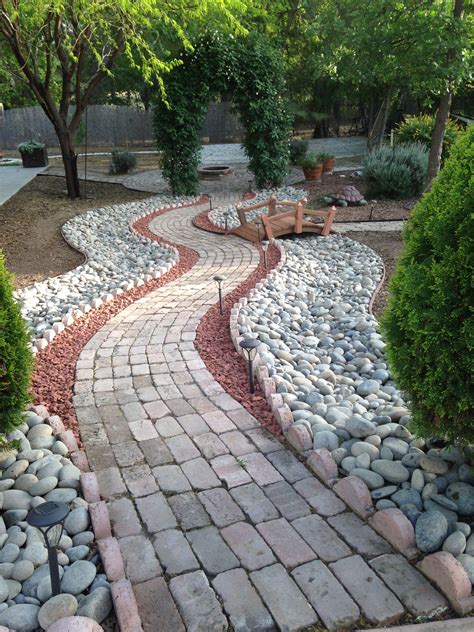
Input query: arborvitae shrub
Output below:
<box><xmin>289</xmin><ymin>139</ymin><xmax>308</xmax><ymax>165</ymax></box>
<box><xmin>363</xmin><ymin>142</ymin><xmax>428</xmax><ymax>198</ymax></box>
<box><xmin>381</xmin><ymin>127</ymin><xmax>474</xmax><ymax>444</ymax></box>
<box><xmin>0</xmin><ymin>251</ymin><xmax>33</xmax><ymax>432</ymax></box>
<box><xmin>396</xmin><ymin>114</ymin><xmax>463</xmax><ymax>162</ymax></box>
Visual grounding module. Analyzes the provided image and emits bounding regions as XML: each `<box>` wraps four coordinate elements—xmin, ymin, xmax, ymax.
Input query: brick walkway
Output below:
<box><xmin>74</xmin><ymin>200</ymin><xmax>447</xmax><ymax>631</ymax></box>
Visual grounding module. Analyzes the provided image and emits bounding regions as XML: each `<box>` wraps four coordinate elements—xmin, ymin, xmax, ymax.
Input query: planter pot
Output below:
<box><xmin>20</xmin><ymin>147</ymin><xmax>48</xmax><ymax>168</ymax></box>
<box><xmin>322</xmin><ymin>158</ymin><xmax>336</xmax><ymax>174</ymax></box>
<box><xmin>302</xmin><ymin>164</ymin><xmax>323</xmax><ymax>181</ymax></box>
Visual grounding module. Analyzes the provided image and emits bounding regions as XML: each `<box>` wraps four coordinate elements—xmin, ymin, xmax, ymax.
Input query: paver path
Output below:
<box><xmin>73</xmin><ymin>200</ymin><xmax>447</xmax><ymax>631</ymax></box>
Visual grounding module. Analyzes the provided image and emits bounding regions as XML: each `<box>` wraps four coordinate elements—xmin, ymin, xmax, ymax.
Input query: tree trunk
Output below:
<box><xmin>368</xmin><ymin>86</ymin><xmax>392</xmax><ymax>150</ymax></box>
<box><xmin>425</xmin><ymin>0</ymin><xmax>464</xmax><ymax>190</ymax></box>
<box><xmin>57</xmin><ymin>130</ymin><xmax>81</xmax><ymax>199</ymax></box>
<box><xmin>425</xmin><ymin>93</ymin><xmax>452</xmax><ymax>189</ymax></box>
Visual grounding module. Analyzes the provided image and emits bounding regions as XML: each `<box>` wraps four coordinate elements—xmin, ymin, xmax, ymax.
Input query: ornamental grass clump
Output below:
<box><xmin>363</xmin><ymin>142</ymin><xmax>428</xmax><ymax>199</ymax></box>
<box><xmin>0</xmin><ymin>251</ymin><xmax>33</xmax><ymax>432</ymax></box>
<box><xmin>382</xmin><ymin>127</ymin><xmax>474</xmax><ymax>444</ymax></box>
<box><xmin>109</xmin><ymin>150</ymin><xmax>137</xmax><ymax>175</ymax></box>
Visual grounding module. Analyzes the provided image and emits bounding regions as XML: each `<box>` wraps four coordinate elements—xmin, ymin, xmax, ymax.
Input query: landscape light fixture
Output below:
<box><xmin>208</xmin><ymin>195</ymin><xmax>213</xmax><ymax>211</ymax></box>
<box><xmin>223</xmin><ymin>210</ymin><xmax>230</xmax><ymax>233</ymax></box>
<box><xmin>254</xmin><ymin>218</ymin><xmax>262</xmax><ymax>242</ymax></box>
<box><xmin>239</xmin><ymin>338</ymin><xmax>259</xmax><ymax>394</ymax></box>
<box><xmin>213</xmin><ymin>275</ymin><xmax>225</xmax><ymax>315</ymax></box>
<box><xmin>248</xmin><ymin>179</ymin><xmax>253</xmax><ymax>193</ymax></box>
<box><xmin>26</xmin><ymin>502</ymin><xmax>70</xmax><ymax>596</ymax></box>
<box><xmin>261</xmin><ymin>240</ymin><xmax>270</xmax><ymax>269</ymax></box>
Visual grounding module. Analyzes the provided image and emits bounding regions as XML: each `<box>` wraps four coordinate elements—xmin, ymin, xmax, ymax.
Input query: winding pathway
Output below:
<box><xmin>74</xmin><ymin>200</ymin><xmax>448</xmax><ymax>631</ymax></box>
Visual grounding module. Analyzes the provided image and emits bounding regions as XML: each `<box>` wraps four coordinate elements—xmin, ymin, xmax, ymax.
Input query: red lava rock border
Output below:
<box><xmin>195</xmin><ymin>242</ymin><xmax>283</xmax><ymax>437</ymax></box>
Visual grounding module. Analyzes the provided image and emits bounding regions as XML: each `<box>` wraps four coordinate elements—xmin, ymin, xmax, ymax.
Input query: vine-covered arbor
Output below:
<box><xmin>153</xmin><ymin>33</ymin><xmax>291</xmax><ymax>195</ymax></box>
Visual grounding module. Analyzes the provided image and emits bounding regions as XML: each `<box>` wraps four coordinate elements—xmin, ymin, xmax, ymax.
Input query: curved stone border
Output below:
<box><xmin>228</xmin><ymin>236</ymin><xmax>474</xmax><ymax>616</ymax></box>
<box><xmin>32</xmin><ymin>199</ymin><xmax>204</xmax><ymax>436</ymax></box>
<box><xmin>32</xmin><ymin>405</ymin><xmax>141</xmax><ymax>631</ymax></box>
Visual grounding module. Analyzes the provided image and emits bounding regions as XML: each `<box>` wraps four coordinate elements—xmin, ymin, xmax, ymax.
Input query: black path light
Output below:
<box><xmin>208</xmin><ymin>194</ymin><xmax>213</xmax><ymax>211</ymax></box>
<box><xmin>26</xmin><ymin>501</ymin><xmax>70</xmax><ymax>596</ymax></box>
<box><xmin>248</xmin><ymin>179</ymin><xmax>253</xmax><ymax>193</ymax></box>
<box><xmin>261</xmin><ymin>240</ymin><xmax>270</xmax><ymax>269</ymax></box>
<box><xmin>223</xmin><ymin>210</ymin><xmax>230</xmax><ymax>233</ymax></box>
<box><xmin>254</xmin><ymin>218</ymin><xmax>262</xmax><ymax>242</ymax></box>
<box><xmin>239</xmin><ymin>338</ymin><xmax>260</xmax><ymax>394</ymax></box>
<box><xmin>213</xmin><ymin>275</ymin><xmax>225</xmax><ymax>315</ymax></box>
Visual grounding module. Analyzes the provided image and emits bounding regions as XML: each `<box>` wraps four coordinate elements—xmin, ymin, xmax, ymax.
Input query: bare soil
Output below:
<box><xmin>0</xmin><ymin>176</ymin><xmax>149</xmax><ymax>288</ymax></box>
<box><xmin>303</xmin><ymin>171</ymin><xmax>418</xmax><ymax>222</ymax></box>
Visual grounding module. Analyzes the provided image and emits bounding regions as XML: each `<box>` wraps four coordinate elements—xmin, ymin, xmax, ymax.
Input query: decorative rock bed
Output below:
<box><xmin>0</xmin><ymin>407</ymin><xmax>112</xmax><ymax>631</ymax></box>
<box><xmin>208</xmin><ymin>186</ymin><xmax>307</xmax><ymax>230</ymax></box>
<box><xmin>14</xmin><ymin>195</ymin><xmax>198</xmax><ymax>342</ymax></box>
<box><xmin>233</xmin><ymin>233</ymin><xmax>474</xmax><ymax>598</ymax></box>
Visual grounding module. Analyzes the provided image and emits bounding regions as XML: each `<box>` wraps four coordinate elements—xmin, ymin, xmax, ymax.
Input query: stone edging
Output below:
<box><xmin>229</xmin><ymin>237</ymin><xmax>474</xmax><ymax>617</ymax></box>
<box><xmin>24</xmin><ymin>403</ymin><xmax>137</xmax><ymax>632</ymax></box>
<box><xmin>31</xmin><ymin>197</ymin><xmax>202</xmax><ymax>356</ymax></box>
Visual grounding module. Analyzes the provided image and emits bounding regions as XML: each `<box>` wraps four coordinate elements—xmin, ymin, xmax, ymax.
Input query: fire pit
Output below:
<box><xmin>198</xmin><ymin>165</ymin><xmax>233</xmax><ymax>180</ymax></box>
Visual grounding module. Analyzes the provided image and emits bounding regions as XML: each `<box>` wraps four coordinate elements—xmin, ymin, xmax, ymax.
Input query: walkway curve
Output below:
<box><xmin>73</xmin><ymin>201</ymin><xmax>447</xmax><ymax>632</ymax></box>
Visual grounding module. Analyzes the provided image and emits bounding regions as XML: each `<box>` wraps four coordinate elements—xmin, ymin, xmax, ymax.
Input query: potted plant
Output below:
<box><xmin>17</xmin><ymin>140</ymin><xmax>48</xmax><ymax>168</ymax></box>
<box><xmin>319</xmin><ymin>152</ymin><xmax>336</xmax><ymax>174</ymax></box>
<box><xmin>299</xmin><ymin>152</ymin><xmax>323</xmax><ymax>181</ymax></box>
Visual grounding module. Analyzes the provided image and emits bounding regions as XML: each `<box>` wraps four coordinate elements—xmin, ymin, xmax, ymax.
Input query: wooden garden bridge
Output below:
<box><xmin>230</xmin><ymin>195</ymin><xmax>336</xmax><ymax>242</ymax></box>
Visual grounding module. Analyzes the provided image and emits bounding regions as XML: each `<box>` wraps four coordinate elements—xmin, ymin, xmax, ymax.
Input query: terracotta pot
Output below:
<box><xmin>302</xmin><ymin>164</ymin><xmax>323</xmax><ymax>181</ymax></box>
<box><xmin>322</xmin><ymin>158</ymin><xmax>335</xmax><ymax>174</ymax></box>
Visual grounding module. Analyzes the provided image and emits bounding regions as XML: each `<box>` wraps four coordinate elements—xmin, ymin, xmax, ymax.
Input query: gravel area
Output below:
<box><xmin>237</xmin><ymin>233</ymin><xmax>474</xmax><ymax>578</ymax></box>
<box><xmin>0</xmin><ymin>408</ymin><xmax>112</xmax><ymax>631</ymax></box>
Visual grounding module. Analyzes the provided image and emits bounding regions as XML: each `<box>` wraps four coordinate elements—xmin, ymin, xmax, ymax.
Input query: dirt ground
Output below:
<box><xmin>0</xmin><ymin>176</ymin><xmax>149</xmax><ymax>288</ymax></box>
<box><xmin>304</xmin><ymin>171</ymin><xmax>418</xmax><ymax>222</ymax></box>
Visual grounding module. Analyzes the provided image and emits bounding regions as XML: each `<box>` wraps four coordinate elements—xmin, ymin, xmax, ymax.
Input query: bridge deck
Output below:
<box><xmin>231</xmin><ymin>217</ymin><xmax>328</xmax><ymax>242</ymax></box>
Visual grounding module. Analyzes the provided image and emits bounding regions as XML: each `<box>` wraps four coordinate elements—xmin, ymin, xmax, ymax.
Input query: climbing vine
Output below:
<box><xmin>153</xmin><ymin>32</ymin><xmax>291</xmax><ymax>195</ymax></box>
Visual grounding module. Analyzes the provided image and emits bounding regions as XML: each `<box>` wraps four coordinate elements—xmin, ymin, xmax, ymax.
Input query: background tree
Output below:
<box><xmin>0</xmin><ymin>0</ymin><xmax>247</xmax><ymax>198</ymax></box>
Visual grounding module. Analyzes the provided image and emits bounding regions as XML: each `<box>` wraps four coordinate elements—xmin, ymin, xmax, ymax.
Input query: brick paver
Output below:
<box><xmin>74</xmin><ymin>199</ymin><xmax>446</xmax><ymax>630</ymax></box>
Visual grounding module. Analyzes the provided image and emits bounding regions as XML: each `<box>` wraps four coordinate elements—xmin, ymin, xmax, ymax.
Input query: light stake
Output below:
<box><xmin>213</xmin><ymin>275</ymin><xmax>225</xmax><ymax>315</ymax></box>
<box><xmin>239</xmin><ymin>338</ymin><xmax>260</xmax><ymax>394</ymax></box>
<box><xmin>261</xmin><ymin>240</ymin><xmax>270</xmax><ymax>269</ymax></box>
<box><xmin>224</xmin><ymin>210</ymin><xmax>230</xmax><ymax>233</ymax></box>
<box><xmin>254</xmin><ymin>218</ymin><xmax>262</xmax><ymax>242</ymax></box>
<box><xmin>248</xmin><ymin>179</ymin><xmax>253</xmax><ymax>193</ymax></box>
<box><xmin>208</xmin><ymin>195</ymin><xmax>213</xmax><ymax>211</ymax></box>
<box><xmin>26</xmin><ymin>502</ymin><xmax>70</xmax><ymax>596</ymax></box>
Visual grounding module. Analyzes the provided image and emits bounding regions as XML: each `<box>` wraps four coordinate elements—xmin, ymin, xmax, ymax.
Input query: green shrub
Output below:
<box><xmin>17</xmin><ymin>140</ymin><xmax>45</xmax><ymax>154</ymax></box>
<box><xmin>0</xmin><ymin>251</ymin><xmax>33</xmax><ymax>432</ymax></box>
<box><xmin>109</xmin><ymin>150</ymin><xmax>137</xmax><ymax>175</ymax></box>
<box><xmin>396</xmin><ymin>114</ymin><xmax>463</xmax><ymax>162</ymax></box>
<box><xmin>363</xmin><ymin>142</ymin><xmax>428</xmax><ymax>198</ymax></box>
<box><xmin>299</xmin><ymin>152</ymin><xmax>323</xmax><ymax>168</ymax></box>
<box><xmin>381</xmin><ymin>127</ymin><xmax>474</xmax><ymax>444</ymax></box>
<box><xmin>289</xmin><ymin>139</ymin><xmax>308</xmax><ymax>165</ymax></box>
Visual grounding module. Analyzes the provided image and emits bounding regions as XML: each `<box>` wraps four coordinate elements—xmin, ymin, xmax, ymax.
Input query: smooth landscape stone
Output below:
<box><xmin>61</xmin><ymin>561</ymin><xmax>97</xmax><ymax>595</ymax></box>
<box><xmin>345</xmin><ymin>416</ymin><xmax>376</xmax><ymax>438</ymax></box>
<box><xmin>22</xmin><ymin>543</ymin><xmax>48</xmax><ymax>567</ymax></box>
<box><xmin>455</xmin><ymin>522</ymin><xmax>471</xmax><ymax>538</ymax></box>
<box><xmin>351</xmin><ymin>468</ymin><xmax>384</xmax><ymax>490</ymax></box>
<box><xmin>371</xmin><ymin>485</ymin><xmax>397</xmax><ymax>500</ymax></box>
<box><xmin>0</xmin><ymin>603</ymin><xmax>40</xmax><ymax>631</ymax></box>
<box><xmin>64</xmin><ymin>508</ymin><xmax>90</xmax><ymax>535</ymax></box>
<box><xmin>457</xmin><ymin>554</ymin><xmax>474</xmax><ymax>583</ymax></box>
<box><xmin>45</xmin><ymin>488</ymin><xmax>77</xmax><ymax>503</ymax></box>
<box><xmin>415</xmin><ymin>511</ymin><xmax>449</xmax><ymax>553</ymax></box>
<box><xmin>442</xmin><ymin>531</ymin><xmax>466</xmax><ymax>556</ymax></box>
<box><xmin>382</xmin><ymin>438</ymin><xmax>409</xmax><ymax>459</ymax></box>
<box><xmin>38</xmin><ymin>593</ymin><xmax>78</xmax><ymax>629</ymax></box>
<box><xmin>376</xmin><ymin>499</ymin><xmax>396</xmax><ymax>510</ymax></box>
<box><xmin>65</xmin><ymin>546</ymin><xmax>89</xmax><ymax>562</ymax></box>
<box><xmin>13</xmin><ymin>474</ymin><xmax>38</xmax><ymax>493</ymax></box>
<box><xmin>391</xmin><ymin>488</ymin><xmax>423</xmax><ymax>511</ymax></box>
<box><xmin>371</xmin><ymin>460</ymin><xmax>410</xmax><ymax>484</ymax></box>
<box><xmin>423</xmin><ymin>501</ymin><xmax>458</xmax><ymax>526</ymax></box>
<box><xmin>0</xmin><ymin>544</ymin><xmax>20</xmax><ymax>564</ymax></box>
<box><xmin>0</xmin><ymin>578</ymin><xmax>8</xmax><ymax>603</ymax></box>
<box><xmin>72</xmin><ymin>532</ymin><xmax>95</xmax><ymax>547</ymax></box>
<box><xmin>76</xmin><ymin>587</ymin><xmax>112</xmax><ymax>623</ymax></box>
<box><xmin>29</xmin><ymin>476</ymin><xmax>58</xmax><ymax>496</ymax></box>
<box><xmin>446</xmin><ymin>482</ymin><xmax>474</xmax><ymax>516</ymax></box>
<box><xmin>419</xmin><ymin>455</ymin><xmax>449</xmax><ymax>475</ymax></box>
<box><xmin>11</xmin><ymin>561</ymin><xmax>34</xmax><ymax>582</ymax></box>
<box><xmin>313</xmin><ymin>431</ymin><xmax>339</xmax><ymax>451</ymax></box>
<box><xmin>2</xmin><ymin>490</ymin><xmax>33</xmax><ymax>511</ymax></box>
